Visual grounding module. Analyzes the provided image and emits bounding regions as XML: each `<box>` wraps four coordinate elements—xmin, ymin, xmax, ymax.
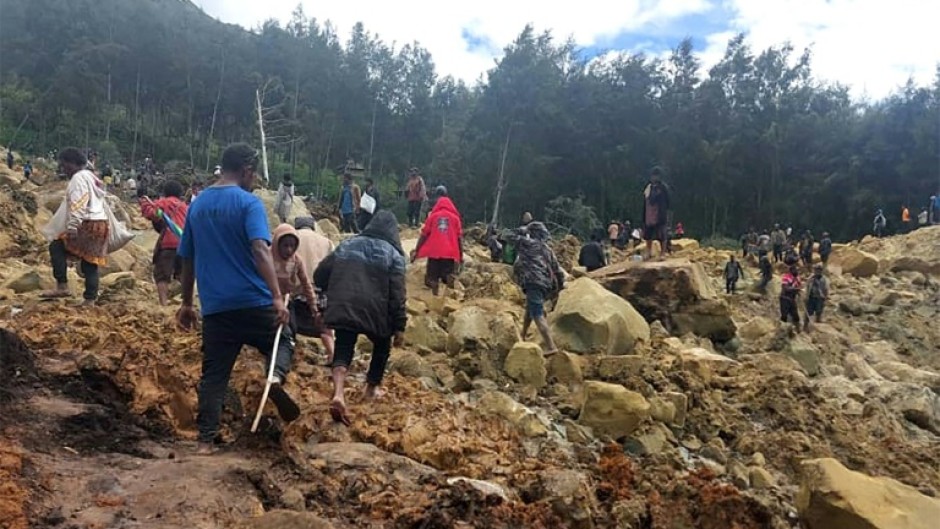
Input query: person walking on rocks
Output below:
<box><xmin>314</xmin><ymin>211</ymin><xmax>407</xmax><ymax>426</ymax></box>
<box><xmin>413</xmin><ymin>186</ymin><xmax>462</xmax><ymax>296</ymax></box>
<box><xmin>642</xmin><ymin>167</ymin><xmax>671</xmax><ymax>260</ymax></box>
<box><xmin>275</xmin><ymin>174</ymin><xmax>294</xmax><ymax>224</ymax></box>
<box><xmin>293</xmin><ymin>217</ymin><xmax>335</xmax><ymax>363</ymax></box>
<box><xmin>783</xmin><ymin>243</ymin><xmax>799</xmax><ymax>267</ymax></box>
<box><xmin>818</xmin><ymin>232</ymin><xmax>833</xmax><ymax>266</ymax></box>
<box><xmin>758</xmin><ymin>249</ymin><xmax>773</xmax><ymax>293</ymax></box>
<box><xmin>23</xmin><ymin>160</ymin><xmax>32</xmax><ymax>181</ymax></box>
<box><xmin>5</xmin><ymin>148</ymin><xmax>13</xmax><ymax>169</ymax></box>
<box><xmin>40</xmin><ymin>148</ymin><xmax>110</xmax><ymax>305</ymax></box>
<box><xmin>724</xmin><ymin>254</ymin><xmax>745</xmax><ymax>294</ymax></box>
<box><xmin>780</xmin><ymin>265</ymin><xmax>803</xmax><ymax>328</ymax></box>
<box><xmin>804</xmin><ymin>264</ymin><xmax>829</xmax><ymax>331</ymax></box>
<box><xmin>140</xmin><ymin>179</ymin><xmax>189</xmax><ymax>306</ymax></box>
<box><xmin>514</xmin><ymin>222</ymin><xmax>564</xmax><ymax>354</ymax></box>
<box><xmin>405</xmin><ymin>168</ymin><xmax>427</xmax><ymax>228</ymax></box>
<box><xmin>873</xmin><ymin>209</ymin><xmax>887</xmax><ymax>237</ymax></box>
<box><xmin>770</xmin><ymin>224</ymin><xmax>786</xmax><ymax>263</ymax></box>
<box><xmin>176</xmin><ymin>143</ymin><xmax>299</xmax><ymax>453</ymax></box>
<box><xmin>579</xmin><ymin>232</ymin><xmax>607</xmax><ymax>272</ymax></box>
<box><xmin>799</xmin><ymin>231</ymin><xmax>814</xmax><ymax>267</ymax></box>
<box><xmin>338</xmin><ymin>172</ymin><xmax>361</xmax><ymax>234</ymax></box>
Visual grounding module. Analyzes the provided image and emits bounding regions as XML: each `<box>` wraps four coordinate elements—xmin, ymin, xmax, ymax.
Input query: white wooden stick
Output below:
<box><xmin>250</xmin><ymin>294</ymin><xmax>290</xmax><ymax>433</ymax></box>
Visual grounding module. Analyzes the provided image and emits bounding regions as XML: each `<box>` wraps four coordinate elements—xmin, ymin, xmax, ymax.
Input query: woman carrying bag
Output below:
<box><xmin>41</xmin><ymin>148</ymin><xmax>112</xmax><ymax>305</ymax></box>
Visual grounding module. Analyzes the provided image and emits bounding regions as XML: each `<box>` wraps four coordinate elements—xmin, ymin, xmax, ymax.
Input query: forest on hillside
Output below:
<box><xmin>1</xmin><ymin>0</ymin><xmax>938</xmax><ymax>239</ymax></box>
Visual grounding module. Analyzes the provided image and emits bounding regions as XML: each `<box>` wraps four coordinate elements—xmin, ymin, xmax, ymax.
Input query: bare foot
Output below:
<box><xmin>329</xmin><ymin>398</ymin><xmax>351</xmax><ymax>426</ymax></box>
<box><xmin>364</xmin><ymin>385</ymin><xmax>386</xmax><ymax>401</ymax></box>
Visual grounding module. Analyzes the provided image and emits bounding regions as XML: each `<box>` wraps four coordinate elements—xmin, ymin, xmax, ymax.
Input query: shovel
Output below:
<box><xmin>250</xmin><ymin>294</ymin><xmax>290</xmax><ymax>433</ymax></box>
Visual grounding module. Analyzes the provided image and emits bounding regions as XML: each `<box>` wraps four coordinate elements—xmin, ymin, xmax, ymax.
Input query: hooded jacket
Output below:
<box><xmin>271</xmin><ymin>224</ymin><xmax>317</xmax><ymax>304</ymax></box>
<box><xmin>416</xmin><ymin>197</ymin><xmax>463</xmax><ymax>261</ymax></box>
<box><xmin>314</xmin><ymin>211</ymin><xmax>407</xmax><ymax>338</ymax></box>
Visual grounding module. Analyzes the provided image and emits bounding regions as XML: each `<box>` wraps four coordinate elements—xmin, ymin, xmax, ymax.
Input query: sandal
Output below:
<box><xmin>329</xmin><ymin>399</ymin><xmax>351</xmax><ymax>426</ymax></box>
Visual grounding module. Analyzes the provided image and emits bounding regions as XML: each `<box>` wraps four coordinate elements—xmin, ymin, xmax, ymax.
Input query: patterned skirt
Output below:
<box><xmin>61</xmin><ymin>219</ymin><xmax>109</xmax><ymax>267</ymax></box>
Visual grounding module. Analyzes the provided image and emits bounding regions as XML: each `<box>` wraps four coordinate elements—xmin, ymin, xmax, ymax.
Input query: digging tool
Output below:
<box><xmin>250</xmin><ymin>294</ymin><xmax>290</xmax><ymax>433</ymax></box>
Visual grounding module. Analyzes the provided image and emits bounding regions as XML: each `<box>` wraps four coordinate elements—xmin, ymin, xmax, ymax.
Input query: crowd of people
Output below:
<box><xmin>26</xmin><ymin>139</ymin><xmax>940</xmax><ymax>452</ymax></box>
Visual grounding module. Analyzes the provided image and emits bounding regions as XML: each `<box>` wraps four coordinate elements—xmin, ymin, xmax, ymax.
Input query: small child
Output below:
<box><xmin>271</xmin><ymin>223</ymin><xmax>319</xmax><ymax>360</ymax></box>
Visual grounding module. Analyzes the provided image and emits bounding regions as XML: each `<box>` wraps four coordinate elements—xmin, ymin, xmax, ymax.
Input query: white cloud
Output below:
<box><xmin>704</xmin><ymin>0</ymin><xmax>940</xmax><ymax>99</ymax></box>
<box><xmin>196</xmin><ymin>0</ymin><xmax>939</xmax><ymax>99</ymax></box>
<box><xmin>196</xmin><ymin>0</ymin><xmax>712</xmax><ymax>83</ymax></box>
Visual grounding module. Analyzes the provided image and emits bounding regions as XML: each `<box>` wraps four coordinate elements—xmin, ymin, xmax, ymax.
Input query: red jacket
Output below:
<box><xmin>417</xmin><ymin>197</ymin><xmax>462</xmax><ymax>261</ymax></box>
<box><xmin>140</xmin><ymin>196</ymin><xmax>188</xmax><ymax>250</ymax></box>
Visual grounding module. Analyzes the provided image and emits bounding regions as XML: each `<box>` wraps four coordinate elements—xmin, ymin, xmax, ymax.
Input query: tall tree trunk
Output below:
<box><xmin>255</xmin><ymin>89</ymin><xmax>270</xmax><ymax>184</ymax></box>
<box><xmin>367</xmin><ymin>97</ymin><xmax>378</xmax><ymax>176</ymax></box>
<box><xmin>205</xmin><ymin>47</ymin><xmax>225</xmax><ymax>171</ymax></box>
<box><xmin>490</xmin><ymin>124</ymin><xmax>513</xmax><ymax>226</ymax></box>
<box><xmin>131</xmin><ymin>67</ymin><xmax>141</xmax><ymax>166</ymax></box>
<box><xmin>290</xmin><ymin>74</ymin><xmax>300</xmax><ymax>175</ymax></box>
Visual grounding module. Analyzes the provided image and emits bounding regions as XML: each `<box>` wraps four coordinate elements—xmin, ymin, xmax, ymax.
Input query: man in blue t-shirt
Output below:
<box><xmin>177</xmin><ymin>143</ymin><xmax>299</xmax><ymax>452</ymax></box>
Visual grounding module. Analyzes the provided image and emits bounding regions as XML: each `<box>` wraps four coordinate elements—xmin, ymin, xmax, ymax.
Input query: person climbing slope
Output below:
<box><xmin>140</xmin><ymin>179</ymin><xmax>189</xmax><ymax>306</ymax></box>
<box><xmin>315</xmin><ymin>211</ymin><xmax>407</xmax><ymax>426</ymax></box>
<box><xmin>724</xmin><ymin>255</ymin><xmax>745</xmax><ymax>294</ymax></box>
<box><xmin>780</xmin><ymin>265</ymin><xmax>803</xmax><ymax>329</ymax></box>
<box><xmin>271</xmin><ymin>223</ymin><xmax>322</xmax><ymax>356</ymax></box>
<box><xmin>804</xmin><ymin>264</ymin><xmax>829</xmax><ymax>331</ymax></box>
<box><xmin>405</xmin><ymin>168</ymin><xmax>427</xmax><ymax>228</ymax></box>
<box><xmin>818</xmin><ymin>232</ymin><xmax>833</xmax><ymax>266</ymax></box>
<box><xmin>41</xmin><ymin>148</ymin><xmax>109</xmax><ymax>305</ymax></box>
<box><xmin>514</xmin><ymin>221</ymin><xmax>564</xmax><ymax>355</ymax></box>
<box><xmin>176</xmin><ymin>143</ymin><xmax>299</xmax><ymax>453</ymax></box>
<box><xmin>578</xmin><ymin>232</ymin><xmax>607</xmax><ymax>272</ymax></box>
<box><xmin>293</xmin><ymin>217</ymin><xmax>335</xmax><ymax>364</ymax></box>
<box><xmin>275</xmin><ymin>174</ymin><xmax>294</xmax><ymax>224</ymax></box>
<box><xmin>758</xmin><ymin>249</ymin><xmax>773</xmax><ymax>293</ymax></box>
<box><xmin>412</xmin><ymin>186</ymin><xmax>462</xmax><ymax>296</ymax></box>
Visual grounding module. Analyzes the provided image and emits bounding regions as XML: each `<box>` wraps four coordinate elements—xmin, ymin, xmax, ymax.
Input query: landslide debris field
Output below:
<box><xmin>1</xmin><ymin>164</ymin><xmax>939</xmax><ymax>528</ymax></box>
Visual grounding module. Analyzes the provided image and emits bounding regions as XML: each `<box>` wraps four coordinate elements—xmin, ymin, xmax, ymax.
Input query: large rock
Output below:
<box><xmin>537</xmin><ymin>469</ymin><xmax>597</xmax><ymax>528</ymax></box>
<box><xmin>594</xmin><ymin>355</ymin><xmax>645</xmax><ymax>380</ymax></box>
<box><xmin>547</xmin><ymin>352</ymin><xmax>584</xmax><ymax>386</ymax></box>
<box><xmin>593</xmin><ymin>259</ymin><xmax>736</xmax><ymax>341</ymax></box>
<box><xmin>477</xmin><ymin>391</ymin><xmax>548</xmax><ymax>437</ymax></box>
<box><xmin>100</xmin><ymin>248</ymin><xmax>138</xmax><ymax>277</ymax></box>
<box><xmin>578</xmin><ymin>381</ymin><xmax>650</xmax><ymax>439</ymax></box>
<box><xmin>873</xmin><ymin>362</ymin><xmax>940</xmax><ymax>391</ymax></box>
<box><xmin>890</xmin><ymin>256</ymin><xmax>940</xmax><ymax>277</ymax></box>
<box><xmin>670</xmin><ymin>238</ymin><xmax>699</xmax><ymax>252</ymax></box>
<box><xmin>830</xmin><ymin>247</ymin><xmax>880</xmax><ymax>278</ymax></box>
<box><xmin>785</xmin><ymin>337</ymin><xmax>821</xmax><ymax>376</ymax></box>
<box><xmin>388</xmin><ymin>350</ymin><xmax>436</xmax><ymax>380</ymax></box>
<box><xmin>862</xmin><ymin>380</ymin><xmax>940</xmax><ymax>434</ymax></box>
<box><xmin>404</xmin><ymin>315</ymin><xmax>448</xmax><ymax>352</ymax></box>
<box><xmin>549</xmin><ymin>277</ymin><xmax>649</xmax><ymax>354</ymax></box>
<box><xmin>797</xmin><ymin>458</ymin><xmax>940</xmax><ymax>529</ymax></box>
<box><xmin>503</xmin><ymin>342</ymin><xmax>547</xmax><ymax>389</ymax></box>
<box><xmin>679</xmin><ymin>348</ymin><xmax>739</xmax><ymax>383</ymax></box>
<box><xmin>2</xmin><ymin>270</ymin><xmax>42</xmax><ymax>293</ymax></box>
<box><xmin>447</xmin><ymin>305</ymin><xmax>519</xmax><ymax>357</ymax></box>
<box><xmin>738</xmin><ymin>317</ymin><xmax>774</xmax><ymax>342</ymax></box>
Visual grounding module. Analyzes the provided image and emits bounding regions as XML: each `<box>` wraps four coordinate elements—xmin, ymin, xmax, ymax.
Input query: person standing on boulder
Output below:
<box><xmin>176</xmin><ymin>143</ymin><xmax>299</xmax><ymax>453</ymax></box>
<box><xmin>723</xmin><ymin>255</ymin><xmax>745</xmax><ymax>294</ymax></box>
<box><xmin>770</xmin><ymin>224</ymin><xmax>786</xmax><ymax>263</ymax></box>
<box><xmin>514</xmin><ymin>221</ymin><xmax>564</xmax><ymax>355</ymax></box>
<box><xmin>139</xmin><ymin>179</ymin><xmax>189</xmax><ymax>306</ymax></box>
<box><xmin>40</xmin><ymin>148</ymin><xmax>109</xmax><ymax>305</ymax></box>
<box><xmin>818</xmin><ymin>232</ymin><xmax>833</xmax><ymax>266</ymax></box>
<box><xmin>338</xmin><ymin>172</ymin><xmax>361</xmax><ymax>234</ymax></box>
<box><xmin>642</xmin><ymin>167</ymin><xmax>670</xmax><ymax>260</ymax></box>
<box><xmin>413</xmin><ymin>186</ymin><xmax>463</xmax><ymax>296</ymax></box>
<box><xmin>275</xmin><ymin>174</ymin><xmax>294</xmax><ymax>224</ymax></box>
<box><xmin>803</xmin><ymin>264</ymin><xmax>829</xmax><ymax>331</ymax></box>
<box><xmin>578</xmin><ymin>232</ymin><xmax>607</xmax><ymax>272</ymax></box>
<box><xmin>314</xmin><ymin>210</ymin><xmax>407</xmax><ymax>426</ymax></box>
<box><xmin>780</xmin><ymin>265</ymin><xmax>803</xmax><ymax>328</ymax></box>
<box><xmin>293</xmin><ymin>216</ymin><xmax>335</xmax><ymax>364</ymax></box>
<box><xmin>405</xmin><ymin>168</ymin><xmax>427</xmax><ymax>228</ymax></box>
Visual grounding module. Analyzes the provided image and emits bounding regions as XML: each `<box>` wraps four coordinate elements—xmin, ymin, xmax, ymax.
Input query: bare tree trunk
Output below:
<box><xmin>367</xmin><ymin>97</ymin><xmax>378</xmax><ymax>176</ymax></box>
<box><xmin>131</xmin><ymin>67</ymin><xmax>141</xmax><ymax>167</ymax></box>
<box><xmin>290</xmin><ymin>74</ymin><xmax>300</xmax><ymax>175</ymax></box>
<box><xmin>205</xmin><ymin>47</ymin><xmax>225</xmax><ymax>171</ymax></box>
<box><xmin>105</xmin><ymin>24</ymin><xmax>114</xmax><ymax>142</ymax></box>
<box><xmin>256</xmin><ymin>89</ymin><xmax>270</xmax><ymax>184</ymax></box>
<box><xmin>187</xmin><ymin>72</ymin><xmax>195</xmax><ymax>167</ymax></box>
<box><xmin>490</xmin><ymin>124</ymin><xmax>513</xmax><ymax>226</ymax></box>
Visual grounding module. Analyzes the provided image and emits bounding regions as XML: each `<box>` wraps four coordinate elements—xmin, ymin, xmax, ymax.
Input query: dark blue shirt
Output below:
<box><xmin>340</xmin><ymin>185</ymin><xmax>354</xmax><ymax>215</ymax></box>
<box><xmin>177</xmin><ymin>185</ymin><xmax>272</xmax><ymax>316</ymax></box>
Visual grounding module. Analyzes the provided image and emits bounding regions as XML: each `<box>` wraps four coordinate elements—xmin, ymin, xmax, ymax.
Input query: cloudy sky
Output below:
<box><xmin>197</xmin><ymin>0</ymin><xmax>939</xmax><ymax>100</ymax></box>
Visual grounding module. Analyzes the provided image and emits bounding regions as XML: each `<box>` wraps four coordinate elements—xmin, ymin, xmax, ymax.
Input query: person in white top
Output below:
<box><xmin>41</xmin><ymin>148</ymin><xmax>110</xmax><ymax>305</ymax></box>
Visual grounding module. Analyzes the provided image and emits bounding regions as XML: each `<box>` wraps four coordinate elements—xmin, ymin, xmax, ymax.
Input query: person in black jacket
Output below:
<box><xmin>314</xmin><ymin>210</ymin><xmax>406</xmax><ymax>426</ymax></box>
<box><xmin>642</xmin><ymin>167</ymin><xmax>671</xmax><ymax>260</ymax></box>
<box><xmin>578</xmin><ymin>232</ymin><xmax>607</xmax><ymax>272</ymax></box>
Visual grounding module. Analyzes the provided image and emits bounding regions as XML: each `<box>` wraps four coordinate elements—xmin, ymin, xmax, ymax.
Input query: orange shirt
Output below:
<box><xmin>902</xmin><ymin>208</ymin><xmax>910</xmax><ymax>222</ymax></box>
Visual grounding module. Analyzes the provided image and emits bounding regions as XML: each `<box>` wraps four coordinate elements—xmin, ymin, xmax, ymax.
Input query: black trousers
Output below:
<box><xmin>407</xmin><ymin>201</ymin><xmax>422</xmax><ymax>227</ymax></box>
<box><xmin>50</xmin><ymin>239</ymin><xmax>99</xmax><ymax>300</ymax></box>
<box><xmin>331</xmin><ymin>329</ymin><xmax>391</xmax><ymax>386</ymax></box>
<box><xmin>197</xmin><ymin>306</ymin><xmax>294</xmax><ymax>442</ymax></box>
<box><xmin>725</xmin><ymin>277</ymin><xmax>738</xmax><ymax>294</ymax></box>
<box><xmin>341</xmin><ymin>213</ymin><xmax>359</xmax><ymax>234</ymax></box>
<box><xmin>780</xmin><ymin>297</ymin><xmax>800</xmax><ymax>324</ymax></box>
<box><xmin>772</xmin><ymin>244</ymin><xmax>783</xmax><ymax>263</ymax></box>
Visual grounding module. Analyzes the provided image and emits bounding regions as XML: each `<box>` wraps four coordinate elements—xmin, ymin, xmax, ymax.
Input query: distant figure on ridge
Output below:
<box><xmin>6</xmin><ymin>148</ymin><xmax>14</xmax><ymax>169</ymax></box>
<box><xmin>405</xmin><ymin>168</ymin><xmax>427</xmax><ymax>228</ymax></box>
<box><xmin>275</xmin><ymin>174</ymin><xmax>294</xmax><ymax>224</ymax></box>
<box><xmin>338</xmin><ymin>172</ymin><xmax>361</xmax><ymax>234</ymax></box>
<box><xmin>771</xmin><ymin>224</ymin><xmax>786</xmax><ymax>263</ymax></box>
<box><xmin>900</xmin><ymin>205</ymin><xmax>911</xmax><ymax>233</ymax></box>
<box><xmin>818</xmin><ymin>232</ymin><xmax>833</xmax><ymax>266</ymax></box>
<box><xmin>413</xmin><ymin>186</ymin><xmax>463</xmax><ymax>296</ymax></box>
<box><xmin>641</xmin><ymin>167</ymin><xmax>671</xmax><ymax>260</ymax></box>
<box><xmin>23</xmin><ymin>160</ymin><xmax>32</xmax><ymax>181</ymax></box>
<box><xmin>873</xmin><ymin>209</ymin><xmax>887</xmax><ymax>237</ymax></box>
